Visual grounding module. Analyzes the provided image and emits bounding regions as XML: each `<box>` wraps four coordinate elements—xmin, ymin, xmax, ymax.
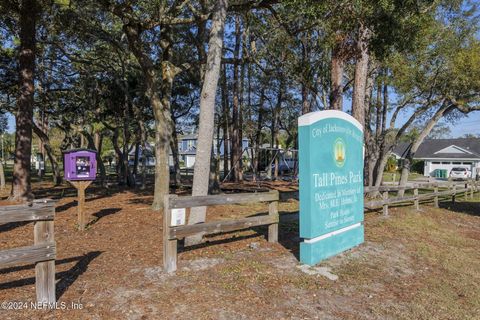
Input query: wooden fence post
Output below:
<box><xmin>433</xmin><ymin>184</ymin><xmax>439</xmax><ymax>208</ymax></box>
<box><xmin>163</xmin><ymin>195</ymin><xmax>177</xmax><ymax>273</ymax></box>
<box><xmin>268</xmin><ymin>199</ymin><xmax>279</xmax><ymax>243</ymax></box>
<box><xmin>34</xmin><ymin>220</ymin><xmax>55</xmax><ymax>303</ymax></box>
<box><xmin>382</xmin><ymin>191</ymin><xmax>389</xmax><ymax>216</ymax></box>
<box><xmin>414</xmin><ymin>187</ymin><xmax>419</xmax><ymax>210</ymax></box>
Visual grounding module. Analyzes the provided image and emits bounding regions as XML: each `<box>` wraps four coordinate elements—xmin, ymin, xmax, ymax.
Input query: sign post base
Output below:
<box><xmin>300</xmin><ymin>223</ymin><xmax>364</xmax><ymax>265</ymax></box>
<box><xmin>69</xmin><ymin>180</ymin><xmax>93</xmax><ymax>231</ymax></box>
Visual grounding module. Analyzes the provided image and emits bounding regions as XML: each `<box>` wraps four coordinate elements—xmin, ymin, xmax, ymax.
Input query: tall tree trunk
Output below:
<box><xmin>11</xmin><ymin>0</ymin><xmax>38</xmax><ymax>201</ymax></box>
<box><xmin>210</xmin><ymin>120</ymin><xmax>221</xmax><ymax>191</ymax></box>
<box><xmin>364</xmin><ymin>137</ymin><xmax>376</xmax><ymax>187</ymax></box>
<box><xmin>363</xmin><ymin>66</ymin><xmax>376</xmax><ymax>187</ymax></box>
<box><xmin>300</xmin><ymin>33</ymin><xmax>312</xmax><ymax>114</ymax></box>
<box><xmin>301</xmin><ymin>83</ymin><xmax>311</xmax><ymax>114</ymax></box>
<box><xmin>374</xmin><ymin>83</ymin><xmax>430</xmax><ymax>189</ymax></box>
<box><xmin>208</xmin><ymin>147</ymin><xmax>220</xmax><ymax>194</ymax></box>
<box><xmin>94</xmin><ymin>130</ymin><xmax>101</xmax><ymax>150</ymax></box>
<box><xmin>253</xmin><ymin>90</ymin><xmax>265</xmax><ymax>180</ymax></box>
<box><xmin>330</xmin><ymin>37</ymin><xmax>344</xmax><ymax>110</ymax></box>
<box><xmin>221</xmin><ymin>64</ymin><xmax>230</xmax><ymax>179</ymax></box>
<box><xmin>133</xmin><ymin>142</ymin><xmax>140</xmax><ymax>176</ymax></box>
<box><xmin>273</xmin><ymin>81</ymin><xmax>283</xmax><ymax>180</ymax></box>
<box><xmin>111</xmin><ymin>127</ymin><xmax>127</xmax><ymax>183</ymax></box>
<box><xmin>238</xmin><ymin>56</ymin><xmax>245</xmax><ymax>182</ymax></box>
<box><xmin>238</xmin><ymin>27</ymin><xmax>249</xmax><ymax>181</ymax></box>
<box><xmin>118</xmin><ymin>74</ymin><xmax>134</xmax><ymax>187</ymax></box>
<box><xmin>372</xmin><ymin>81</ymin><xmax>389</xmax><ymax>186</ymax></box>
<box><xmin>82</xmin><ymin>129</ymin><xmax>107</xmax><ymax>187</ymax></box>
<box><xmin>216</xmin><ymin>120</ymin><xmax>222</xmax><ymax>184</ymax></box>
<box><xmin>32</xmin><ymin>122</ymin><xmax>62</xmax><ymax>185</ymax></box>
<box><xmin>186</xmin><ymin>0</ymin><xmax>228</xmax><ymax>246</ymax></box>
<box><xmin>231</xmin><ymin>15</ymin><xmax>241</xmax><ymax>182</ymax></box>
<box><xmin>132</xmin><ymin>99</ymin><xmax>148</xmax><ymax>189</ymax></box>
<box><xmin>398</xmin><ymin>104</ymin><xmax>454</xmax><ymax>196</ymax></box>
<box><xmin>170</xmin><ymin>124</ymin><xmax>181</xmax><ymax>187</ymax></box>
<box><xmin>96</xmin><ymin>133</ymin><xmax>107</xmax><ymax>187</ymax></box>
<box><xmin>141</xmin><ymin>147</ymin><xmax>147</xmax><ymax>190</ymax></box>
<box><xmin>124</xmin><ymin>23</ymin><xmax>174</xmax><ymax>210</ymax></box>
<box><xmin>37</xmin><ymin>109</ymin><xmax>46</xmax><ymax>179</ymax></box>
<box><xmin>0</xmin><ymin>161</ymin><xmax>5</xmax><ymax>189</ymax></box>
<box><xmin>122</xmin><ymin>125</ymin><xmax>131</xmax><ymax>187</ymax></box>
<box><xmin>351</xmin><ymin>24</ymin><xmax>370</xmax><ymax>129</ymax></box>
<box><xmin>374</xmin><ymin>153</ymin><xmax>390</xmax><ymax>188</ymax></box>
<box><xmin>151</xmin><ymin>113</ymin><xmax>172</xmax><ymax>210</ymax></box>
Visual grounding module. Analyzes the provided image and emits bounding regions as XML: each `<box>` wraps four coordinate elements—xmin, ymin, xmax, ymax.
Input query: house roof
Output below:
<box><xmin>392</xmin><ymin>138</ymin><xmax>480</xmax><ymax>160</ymax></box>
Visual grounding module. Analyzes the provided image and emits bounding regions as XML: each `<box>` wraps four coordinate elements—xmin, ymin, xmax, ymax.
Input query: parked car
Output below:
<box><xmin>449</xmin><ymin>167</ymin><xmax>471</xmax><ymax>180</ymax></box>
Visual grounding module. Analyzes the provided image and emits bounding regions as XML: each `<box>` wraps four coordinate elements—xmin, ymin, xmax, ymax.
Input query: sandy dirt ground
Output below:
<box><xmin>1</xmin><ymin>181</ymin><xmax>479</xmax><ymax>319</ymax></box>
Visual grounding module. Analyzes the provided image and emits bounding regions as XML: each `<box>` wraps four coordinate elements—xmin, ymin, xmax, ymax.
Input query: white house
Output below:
<box><xmin>392</xmin><ymin>138</ymin><xmax>480</xmax><ymax>178</ymax></box>
<box><xmin>175</xmin><ymin>133</ymin><xmax>249</xmax><ymax>168</ymax></box>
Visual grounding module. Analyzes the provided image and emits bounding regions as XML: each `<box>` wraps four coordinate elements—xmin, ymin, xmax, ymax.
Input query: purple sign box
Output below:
<box><xmin>63</xmin><ymin>149</ymin><xmax>97</xmax><ymax>181</ymax></box>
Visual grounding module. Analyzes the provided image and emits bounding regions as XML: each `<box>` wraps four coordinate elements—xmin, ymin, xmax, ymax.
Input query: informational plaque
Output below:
<box><xmin>298</xmin><ymin>110</ymin><xmax>364</xmax><ymax>265</ymax></box>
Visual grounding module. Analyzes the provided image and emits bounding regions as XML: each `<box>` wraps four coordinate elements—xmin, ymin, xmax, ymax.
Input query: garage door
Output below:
<box><xmin>429</xmin><ymin>161</ymin><xmax>473</xmax><ymax>177</ymax></box>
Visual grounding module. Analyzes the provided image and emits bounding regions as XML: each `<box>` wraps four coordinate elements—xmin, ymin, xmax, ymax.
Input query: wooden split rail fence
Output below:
<box><xmin>279</xmin><ymin>181</ymin><xmax>478</xmax><ymax>216</ymax></box>
<box><xmin>163</xmin><ymin>191</ymin><xmax>279</xmax><ymax>272</ymax></box>
<box><xmin>0</xmin><ymin>199</ymin><xmax>56</xmax><ymax>303</ymax></box>
<box><xmin>162</xmin><ymin>181</ymin><xmax>478</xmax><ymax>273</ymax></box>
<box><xmin>364</xmin><ymin>181</ymin><xmax>478</xmax><ymax>216</ymax></box>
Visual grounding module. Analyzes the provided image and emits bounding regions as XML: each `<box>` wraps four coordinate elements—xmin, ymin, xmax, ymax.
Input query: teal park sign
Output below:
<box><xmin>298</xmin><ymin>110</ymin><xmax>364</xmax><ymax>265</ymax></box>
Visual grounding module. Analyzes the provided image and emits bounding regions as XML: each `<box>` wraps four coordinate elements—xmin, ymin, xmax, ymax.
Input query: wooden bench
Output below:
<box><xmin>0</xmin><ymin>199</ymin><xmax>56</xmax><ymax>303</ymax></box>
<box><xmin>163</xmin><ymin>191</ymin><xmax>279</xmax><ymax>273</ymax></box>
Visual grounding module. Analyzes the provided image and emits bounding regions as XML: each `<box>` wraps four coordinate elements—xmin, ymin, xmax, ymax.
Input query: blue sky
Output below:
<box><xmin>7</xmin><ymin>114</ymin><xmax>14</xmax><ymax>133</ymax></box>
<box><xmin>394</xmin><ymin>109</ymin><xmax>480</xmax><ymax>137</ymax></box>
<box><xmin>447</xmin><ymin>112</ymin><xmax>480</xmax><ymax>136</ymax></box>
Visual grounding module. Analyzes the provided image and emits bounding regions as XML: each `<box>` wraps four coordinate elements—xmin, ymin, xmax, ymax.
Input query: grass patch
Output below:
<box><xmin>362</xmin><ymin>202</ymin><xmax>480</xmax><ymax>319</ymax></box>
<box><xmin>382</xmin><ymin>172</ymin><xmax>424</xmax><ymax>182</ymax></box>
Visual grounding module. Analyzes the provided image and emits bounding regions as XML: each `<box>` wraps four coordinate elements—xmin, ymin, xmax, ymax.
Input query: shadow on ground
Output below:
<box><xmin>440</xmin><ymin>199</ymin><xmax>480</xmax><ymax>217</ymax></box>
<box><xmin>0</xmin><ymin>221</ymin><xmax>31</xmax><ymax>233</ymax></box>
<box><xmin>0</xmin><ymin>251</ymin><xmax>102</xmax><ymax>300</ymax></box>
<box><xmin>176</xmin><ymin>211</ymin><xmax>301</xmax><ymax>259</ymax></box>
<box><xmin>179</xmin><ymin>233</ymin><xmax>261</xmax><ymax>253</ymax></box>
<box><xmin>86</xmin><ymin>208</ymin><xmax>122</xmax><ymax>227</ymax></box>
<box><xmin>55</xmin><ymin>195</ymin><xmax>113</xmax><ymax>213</ymax></box>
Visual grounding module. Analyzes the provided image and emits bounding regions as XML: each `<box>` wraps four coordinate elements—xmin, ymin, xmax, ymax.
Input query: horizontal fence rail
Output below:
<box><xmin>168</xmin><ymin>191</ymin><xmax>279</xmax><ymax>209</ymax></box>
<box><xmin>364</xmin><ymin>181</ymin><xmax>478</xmax><ymax>216</ymax></box>
<box><xmin>163</xmin><ymin>191</ymin><xmax>279</xmax><ymax>273</ymax></box>
<box><xmin>280</xmin><ymin>181</ymin><xmax>478</xmax><ymax>216</ymax></box>
<box><xmin>168</xmin><ymin>215</ymin><xmax>278</xmax><ymax>240</ymax></box>
<box><xmin>0</xmin><ymin>243</ymin><xmax>56</xmax><ymax>268</ymax></box>
<box><xmin>0</xmin><ymin>199</ymin><xmax>56</xmax><ymax>303</ymax></box>
<box><xmin>162</xmin><ymin>181</ymin><xmax>478</xmax><ymax>273</ymax></box>
<box><xmin>0</xmin><ymin>202</ymin><xmax>56</xmax><ymax>224</ymax></box>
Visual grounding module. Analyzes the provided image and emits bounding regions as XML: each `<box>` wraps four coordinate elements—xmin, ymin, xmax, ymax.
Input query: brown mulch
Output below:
<box><xmin>0</xmin><ymin>181</ymin><xmax>479</xmax><ymax>319</ymax></box>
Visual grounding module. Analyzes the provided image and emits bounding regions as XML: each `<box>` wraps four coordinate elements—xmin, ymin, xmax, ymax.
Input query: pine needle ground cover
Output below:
<box><xmin>0</xmin><ymin>183</ymin><xmax>479</xmax><ymax>319</ymax></box>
